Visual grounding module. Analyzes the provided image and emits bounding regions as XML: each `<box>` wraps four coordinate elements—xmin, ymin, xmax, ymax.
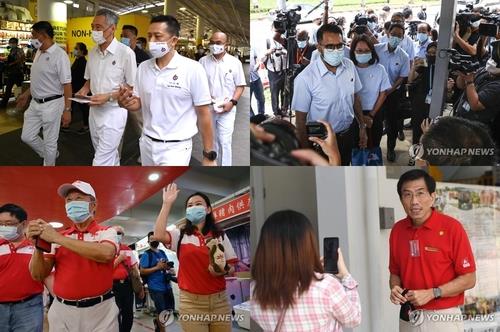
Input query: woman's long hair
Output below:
<box><xmin>252</xmin><ymin>210</ymin><xmax>324</xmax><ymax>310</ymax></box>
<box><xmin>183</xmin><ymin>192</ymin><xmax>223</xmax><ymax>238</ymax></box>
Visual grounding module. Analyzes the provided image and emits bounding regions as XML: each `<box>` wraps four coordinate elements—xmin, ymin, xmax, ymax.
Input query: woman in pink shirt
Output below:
<box><xmin>251</xmin><ymin>210</ymin><xmax>361</xmax><ymax>332</ymax></box>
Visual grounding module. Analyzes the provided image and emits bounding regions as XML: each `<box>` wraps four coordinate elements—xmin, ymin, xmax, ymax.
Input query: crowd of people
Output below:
<box><xmin>0</xmin><ymin>181</ymin><xmax>241</xmax><ymax>332</ymax></box>
<box><xmin>2</xmin><ymin>9</ymin><xmax>246</xmax><ymax>166</ymax></box>
<box><xmin>250</xmin><ymin>5</ymin><xmax>500</xmax><ymax>166</ymax></box>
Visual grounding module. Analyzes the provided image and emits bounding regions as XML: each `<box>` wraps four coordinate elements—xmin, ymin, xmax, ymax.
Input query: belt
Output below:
<box><xmin>33</xmin><ymin>95</ymin><xmax>63</xmax><ymax>104</ymax></box>
<box><xmin>56</xmin><ymin>290</ymin><xmax>113</xmax><ymax>308</ymax></box>
<box><xmin>0</xmin><ymin>293</ymin><xmax>41</xmax><ymax>305</ymax></box>
<box><xmin>145</xmin><ymin>134</ymin><xmax>183</xmax><ymax>143</ymax></box>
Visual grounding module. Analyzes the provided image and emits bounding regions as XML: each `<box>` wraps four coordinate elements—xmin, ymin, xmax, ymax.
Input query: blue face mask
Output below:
<box><xmin>388</xmin><ymin>36</ymin><xmax>401</xmax><ymax>48</ymax></box>
<box><xmin>0</xmin><ymin>225</ymin><xmax>20</xmax><ymax>241</ymax></box>
<box><xmin>322</xmin><ymin>48</ymin><xmax>344</xmax><ymax>67</ymax></box>
<box><xmin>417</xmin><ymin>33</ymin><xmax>428</xmax><ymax>43</ymax></box>
<box><xmin>65</xmin><ymin>201</ymin><xmax>91</xmax><ymax>224</ymax></box>
<box><xmin>186</xmin><ymin>206</ymin><xmax>207</xmax><ymax>225</ymax></box>
<box><xmin>297</xmin><ymin>40</ymin><xmax>307</xmax><ymax>49</ymax></box>
<box><xmin>120</xmin><ymin>37</ymin><xmax>130</xmax><ymax>47</ymax></box>
<box><xmin>355</xmin><ymin>53</ymin><xmax>372</xmax><ymax>64</ymax></box>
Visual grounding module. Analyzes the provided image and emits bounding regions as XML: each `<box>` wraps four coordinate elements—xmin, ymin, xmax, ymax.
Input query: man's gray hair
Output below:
<box><xmin>95</xmin><ymin>8</ymin><xmax>119</xmax><ymax>26</ymax></box>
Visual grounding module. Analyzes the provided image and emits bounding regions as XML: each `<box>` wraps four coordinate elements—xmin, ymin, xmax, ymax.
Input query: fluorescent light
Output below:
<box><xmin>73</xmin><ymin>3</ymin><xmax>79</xmax><ymax>8</ymax></box>
<box><xmin>63</xmin><ymin>0</ymin><xmax>73</xmax><ymax>4</ymax></box>
<box><xmin>49</xmin><ymin>222</ymin><xmax>64</xmax><ymax>228</ymax></box>
<box><xmin>141</xmin><ymin>9</ymin><xmax>148</xmax><ymax>13</ymax></box>
<box><xmin>179</xmin><ymin>7</ymin><xmax>187</xmax><ymax>11</ymax></box>
<box><xmin>148</xmin><ymin>173</ymin><xmax>160</xmax><ymax>181</ymax></box>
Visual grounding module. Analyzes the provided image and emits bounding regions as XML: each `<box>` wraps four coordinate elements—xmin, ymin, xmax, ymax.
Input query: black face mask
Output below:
<box><xmin>149</xmin><ymin>241</ymin><xmax>159</xmax><ymax>248</ymax></box>
<box><xmin>426</xmin><ymin>55</ymin><xmax>436</xmax><ymax>65</ymax></box>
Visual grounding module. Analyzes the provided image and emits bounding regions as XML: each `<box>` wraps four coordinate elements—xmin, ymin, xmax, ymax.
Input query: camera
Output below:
<box><xmin>355</xmin><ymin>14</ymin><xmax>369</xmax><ymax>26</ymax></box>
<box><xmin>444</xmin><ymin>49</ymin><xmax>482</xmax><ymax>73</ymax></box>
<box><xmin>306</xmin><ymin>122</ymin><xmax>327</xmax><ymax>138</ymax></box>
<box><xmin>273</xmin><ymin>6</ymin><xmax>301</xmax><ymax>35</ymax></box>
<box><xmin>407</xmin><ymin>20</ymin><xmax>421</xmax><ymax>40</ymax></box>
<box><xmin>478</xmin><ymin>12</ymin><xmax>500</xmax><ymax>37</ymax></box>
<box><xmin>456</xmin><ymin>10</ymin><xmax>481</xmax><ymax>30</ymax></box>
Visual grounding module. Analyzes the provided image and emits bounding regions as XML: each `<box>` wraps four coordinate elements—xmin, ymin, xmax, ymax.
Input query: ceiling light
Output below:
<box><xmin>49</xmin><ymin>222</ymin><xmax>64</xmax><ymax>228</ymax></box>
<box><xmin>141</xmin><ymin>9</ymin><xmax>148</xmax><ymax>13</ymax></box>
<box><xmin>148</xmin><ymin>173</ymin><xmax>160</xmax><ymax>181</ymax></box>
<box><xmin>73</xmin><ymin>3</ymin><xmax>79</xmax><ymax>8</ymax></box>
<box><xmin>63</xmin><ymin>0</ymin><xmax>73</xmax><ymax>4</ymax></box>
<box><xmin>179</xmin><ymin>7</ymin><xmax>187</xmax><ymax>11</ymax></box>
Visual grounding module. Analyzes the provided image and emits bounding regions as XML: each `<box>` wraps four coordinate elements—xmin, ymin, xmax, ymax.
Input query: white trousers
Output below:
<box><xmin>21</xmin><ymin>98</ymin><xmax>64</xmax><ymax>166</ymax></box>
<box><xmin>213</xmin><ymin>107</ymin><xmax>236</xmax><ymax>166</ymax></box>
<box><xmin>47</xmin><ymin>297</ymin><xmax>119</xmax><ymax>332</ymax></box>
<box><xmin>89</xmin><ymin>105</ymin><xmax>127</xmax><ymax>166</ymax></box>
<box><xmin>399</xmin><ymin>307</ymin><xmax>464</xmax><ymax>332</ymax></box>
<box><xmin>139</xmin><ymin>134</ymin><xmax>192</xmax><ymax>166</ymax></box>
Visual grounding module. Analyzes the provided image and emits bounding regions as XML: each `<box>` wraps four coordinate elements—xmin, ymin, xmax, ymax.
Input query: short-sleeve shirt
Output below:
<box><xmin>30</xmin><ymin>43</ymin><xmax>71</xmax><ymax>99</ymax></box>
<box><xmin>355</xmin><ymin>64</ymin><xmax>392</xmax><ymax>111</ymax></box>
<box><xmin>167</xmin><ymin>227</ymin><xmax>238</xmax><ymax>295</ymax></box>
<box><xmin>389</xmin><ymin>209</ymin><xmax>476</xmax><ymax>310</ymax></box>
<box><xmin>414</xmin><ymin>39</ymin><xmax>432</xmax><ymax>59</ymax></box>
<box><xmin>46</xmin><ymin>221</ymin><xmax>118</xmax><ymax>300</ymax></box>
<box><xmin>113</xmin><ymin>243</ymin><xmax>139</xmax><ymax>281</ymax></box>
<box><xmin>199</xmin><ymin>53</ymin><xmax>246</xmax><ymax>104</ymax></box>
<box><xmin>375</xmin><ymin>43</ymin><xmax>410</xmax><ymax>87</ymax></box>
<box><xmin>84</xmin><ymin>38</ymin><xmax>136</xmax><ymax>107</ymax></box>
<box><xmin>134</xmin><ymin>52</ymin><xmax>212</xmax><ymax>141</ymax></box>
<box><xmin>292</xmin><ymin>57</ymin><xmax>362</xmax><ymax>133</ymax></box>
<box><xmin>139</xmin><ymin>249</ymin><xmax>171</xmax><ymax>292</ymax></box>
<box><xmin>399</xmin><ymin>35</ymin><xmax>415</xmax><ymax>61</ymax></box>
<box><xmin>0</xmin><ymin>238</ymin><xmax>44</xmax><ymax>301</ymax></box>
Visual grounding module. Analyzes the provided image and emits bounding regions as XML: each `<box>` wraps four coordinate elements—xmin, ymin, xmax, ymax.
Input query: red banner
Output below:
<box><xmin>213</xmin><ymin>192</ymin><xmax>251</xmax><ymax>223</ymax></box>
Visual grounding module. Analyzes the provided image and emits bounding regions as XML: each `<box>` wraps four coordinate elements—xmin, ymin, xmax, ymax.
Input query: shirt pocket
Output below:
<box><xmin>108</xmin><ymin>64</ymin><xmax>125</xmax><ymax>84</ymax></box>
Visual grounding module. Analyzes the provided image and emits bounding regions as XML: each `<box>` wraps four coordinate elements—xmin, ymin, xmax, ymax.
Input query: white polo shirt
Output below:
<box><xmin>198</xmin><ymin>53</ymin><xmax>246</xmax><ymax>105</ymax></box>
<box><xmin>375</xmin><ymin>43</ymin><xmax>410</xmax><ymax>87</ymax></box>
<box><xmin>30</xmin><ymin>43</ymin><xmax>71</xmax><ymax>99</ymax></box>
<box><xmin>135</xmin><ymin>52</ymin><xmax>212</xmax><ymax>141</ymax></box>
<box><xmin>84</xmin><ymin>38</ymin><xmax>136</xmax><ymax>106</ymax></box>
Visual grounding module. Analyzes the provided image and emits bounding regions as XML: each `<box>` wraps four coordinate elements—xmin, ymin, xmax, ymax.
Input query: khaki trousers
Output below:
<box><xmin>400</xmin><ymin>307</ymin><xmax>464</xmax><ymax>332</ymax></box>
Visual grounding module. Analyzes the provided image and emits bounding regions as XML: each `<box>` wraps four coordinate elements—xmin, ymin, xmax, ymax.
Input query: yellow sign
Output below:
<box><xmin>50</xmin><ymin>21</ymin><xmax>67</xmax><ymax>50</ymax></box>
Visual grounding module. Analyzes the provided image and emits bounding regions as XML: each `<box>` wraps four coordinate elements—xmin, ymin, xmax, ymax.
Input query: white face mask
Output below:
<box><xmin>0</xmin><ymin>225</ymin><xmax>20</xmax><ymax>241</ymax></box>
<box><xmin>486</xmin><ymin>58</ymin><xmax>500</xmax><ymax>75</ymax></box>
<box><xmin>31</xmin><ymin>38</ymin><xmax>42</xmax><ymax>49</ymax></box>
<box><xmin>471</xmin><ymin>20</ymin><xmax>480</xmax><ymax>28</ymax></box>
<box><xmin>209</xmin><ymin>44</ymin><xmax>225</xmax><ymax>55</ymax></box>
<box><xmin>92</xmin><ymin>30</ymin><xmax>107</xmax><ymax>45</ymax></box>
<box><xmin>149</xmin><ymin>41</ymin><xmax>171</xmax><ymax>58</ymax></box>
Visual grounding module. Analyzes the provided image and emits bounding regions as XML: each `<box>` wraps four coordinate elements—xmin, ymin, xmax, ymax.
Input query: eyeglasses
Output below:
<box><xmin>117</xmin><ymin>232</ymin><xmax>123</xmax><ymax>235</ymax></box>
<box><xmin>321</xmin><ymin>43</ymin><xmax>345</xmax><ymax>50</ymax></box>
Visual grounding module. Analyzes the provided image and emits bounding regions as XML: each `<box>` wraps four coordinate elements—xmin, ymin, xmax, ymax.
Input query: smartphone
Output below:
<box><xmin>323</xmin><ymin>237</ymin><xmax>339</xmax><ymax>274</ymax></box>
<box><xmin>479</xmin><ymin>23</ymin><xmax>498</xmax><ymax>37</ymax></box>
<box><xmin>306</xmin><ymin>121</ymin><xmax>327</xmax><ymax>138</ymax></box>
<box><xmin>35</xmin><ymin>237</ymin><xmax>51</xmax><ymax>253</ymax></box>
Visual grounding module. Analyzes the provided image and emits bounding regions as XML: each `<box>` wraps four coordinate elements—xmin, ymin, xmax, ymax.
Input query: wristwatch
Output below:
<box><xmin>359</xmin><ymin>122</ymin><xmax>367</xmax><ymax>129</ymax></box>
<box><xmin>108</xmin><ymin>93</ymin><xmax>114</xmax><ymax>102</ymax></box>
<box><xmin>203</xmin><ymin>150</ymin><xmax>217</xmax><ymax>161</ymax></box>
<box><xmin>230</xmin><ymin>99</ymin><xmax>238</xmax><ymax>106</ymax></box>
<box><xmin>432</xmin><ymin>287</ymin><xmax>442</xmax><ymax>299</ymax></box>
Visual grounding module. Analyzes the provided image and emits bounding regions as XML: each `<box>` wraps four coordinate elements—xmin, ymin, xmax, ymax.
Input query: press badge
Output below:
<box><xmin>409</xmin><ymin>240</ymin><xmax>420</xmax><ymax>257</ymax></box>
<box><xmin>425</xmin><ymin>89</ymin><xmax>432</xmax><ymax>105</ymax></box>
<box><xmin>462</xmin><ymin>101</ymin><xmax>471</xmax><ymax>112</ymax></box>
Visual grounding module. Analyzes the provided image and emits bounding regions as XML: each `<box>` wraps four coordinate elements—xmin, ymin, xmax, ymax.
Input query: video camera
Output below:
<box><xmin>407</xmin><ymin>20</ymin><xmax>422</xmax><ymax>40</ymax></box>
<box><xmin>444</xmin><ymin>49</ymin><xmax>482</xmax><ymax>73</ymax></box>
<box><xmin>273</xmin><ymin>6</ymin><xmax>302</xmax><ymax>35</ymax></box>
<box><xmin>352</xmin><ymin>13</ymin><xmax>376</xmax><ymax>34</ymax></box>
<box><xmin>456</xmin><ymin>10</ymin><xmax>481</xmax><ymax>31</ymax></box>
<box><xmin>478</xmin><ymin>12</ymin><xmax>500</xmax><ymax>37</ymax></box>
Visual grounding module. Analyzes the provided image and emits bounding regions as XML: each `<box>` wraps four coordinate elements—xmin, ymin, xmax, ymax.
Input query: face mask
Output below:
<box><xmin>120</xmin><ymin>37</ymin><xmax>130</xmax><ymax>47</ymax></box>
<box><xmin>209</xmin><ymin>44</ymin><xmax>225</xmax><ymax>55</ymax></box>
<box><xmin>471</xmin><ymin>20</ymin><xmax>480</xmax><ymax>28</ymax></box>
<box><xmin>149</xmin><ymin>41</ymin><xmax>170</xmax><ymax>59</ymax></box>
<box><xmin>0</xmin><ymin>225</ymin><xmax>20</xmax><ymax>241</ymax></box>
<box><xmin>426</xmin><ymin>55</ymin><xmax>436</xmax><ymax>65</ymax></box>
<box><xmin>65</xmin><ymin>201</ymin><xmax>91</xmax><ymax>223</ymax></box>
<box><xmin>486</xmin><ymin>58</ymin><xmax>500</xmax><ymax>75</ymax></box>
<box><xmin>186</xmin><ymin>206</ymin><xmax>207</xmax><ymax>225</ymax></box>
<box><xmin>417</xmin><ymin>33</ymin><xmax>428</xmax><ymax>43</ymax></box>
<box><xmin>73</xmin><ymin>49</ymin><xmax>80</xmax><ymax>57</ymax></box>
<box><xmin>136</xmin><ymin>43</ymin><xmax>143</xmax><ymax>49</ymax></box>
<box><xmin>31</xmin><ymin>38</ymin><xmax>42</xmax><ymax>49</ymax></box>
<box><xmin>322</xmin><ymin>48</ymin><xmax>344</xmax><ymax>67</ymax></box>
<box><xmin>297</xmin><ymin>40</ymin><xmax>307</xmax><ymax>49</ymax></box>
<box><xmin>355</xmin><ymin>53</ymin><xmax>372</xmax><ymax>64</ymax></box>
<box><xmin>92</xmin><ymin>30</ymin><xmax>107</xmax><ymax>45</ymax></box>
<box><xmin>150</xmin><ymin>241</ymin><xmax>159</xmax><ymax>248</ymax></box>
<box><xmin>388</xmin><ymin>36</ymin><xmax>401</xmax><ymax>48</ymax></box>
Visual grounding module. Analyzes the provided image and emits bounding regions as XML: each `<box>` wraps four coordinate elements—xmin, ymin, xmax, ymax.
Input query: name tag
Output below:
<box><xmin>425</xmin><ymin>89</ymin><xmax>432</xmax><ymax>105</ymax></box>
<box><xmin>463</xmin><ymin>101</ymin><xmax>471</xmax><ymax>112</ymax></box>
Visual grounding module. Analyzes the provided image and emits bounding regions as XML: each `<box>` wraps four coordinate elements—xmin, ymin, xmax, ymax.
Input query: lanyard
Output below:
<box><xmin>296</xmin><ymin>46</ymin><xmax>307</xmax><ymax>64</ymax></box>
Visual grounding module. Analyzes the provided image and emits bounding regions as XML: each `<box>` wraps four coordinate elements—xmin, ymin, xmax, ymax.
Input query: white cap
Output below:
<box><xmin>57</xmin><ymin>180</ymin><xmax>96</xmax><ymax>199</ymax></box>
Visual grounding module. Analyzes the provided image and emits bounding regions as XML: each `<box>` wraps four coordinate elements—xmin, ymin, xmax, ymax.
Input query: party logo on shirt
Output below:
<box><xmin>112</xmin><ymin>60</ymin><xmax>116</xmax><ymax>65</ymax></box>
<box><xmin>229</xmin><ymin>69</ymin><xmax>232</xmax><ymax>73</ymax></box>
<box><xmin>463</xmin><ymin>258</ymin><xmax>470</xmax><ymax>268</ymax></box>
<box><xmin>173</xmin><ymin>74</ymin><xmax>178</xmax><ymax>81</ymax></box>
<box><xmin>439</xmin><ymin>231</ymin><xmax>444</xmax><ymax>236</ymax></box>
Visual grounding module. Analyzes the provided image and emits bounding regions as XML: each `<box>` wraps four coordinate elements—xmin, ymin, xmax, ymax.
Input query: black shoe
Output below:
<box><xmin>398</xmin><ymin>130</ymin><xmax>405</xmax><ymax>141</ymax></box>
<box><xmin>387</xmin><ymin>150</ymin><xmax>396</xmax><ymax>162</ymax></box>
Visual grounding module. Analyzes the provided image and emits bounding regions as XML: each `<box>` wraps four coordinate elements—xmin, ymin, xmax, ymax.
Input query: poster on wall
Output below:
<box><xmin>435</xmin><ymin>183</ymin><xmax>500</xmax><ymax>321</ymax></box>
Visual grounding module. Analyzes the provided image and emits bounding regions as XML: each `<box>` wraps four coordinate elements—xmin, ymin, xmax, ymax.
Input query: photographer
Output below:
<box><xmin>453</xmin><ymin>13</ymin><xmax>481</xmax><ymax>57</ymax></box>
<box><xmin>293</xmin><ymin>23</ymin><xmax>367</xmax><ymax>166</ymax></box>
<box><xmin>294</xmin><ymin>30</ymin><xmax>316</xmax><ymax>74</ymax></box>
<box><xmin>454</xmin><ymin>51</ymin><xmax>500</xmax><ymax>147</ymax></box>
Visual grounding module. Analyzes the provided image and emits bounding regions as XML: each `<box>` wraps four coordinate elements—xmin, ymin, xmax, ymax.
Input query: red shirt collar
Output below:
<box><xmin>405</xmin><ymin>208</ymin><xmax>440</xmax><ymax>230</ymax></box>
<box><xmin>0</xmin><ymin>237</ymin><xmax>32</xmax><ymax>248</ymax></box>
<box><xmin>64</xmin><ymin>220</ymin><xmax>101</xmax><ymax>235</ymax></box>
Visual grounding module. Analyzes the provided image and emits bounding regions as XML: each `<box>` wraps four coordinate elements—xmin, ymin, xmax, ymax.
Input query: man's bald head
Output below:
<box><xmin>210</xmin><ymin>31</ymin><xmax>228</xmax><ymax>45</ymax></box>
<box><xmin>297</xmin><ymin>30</ymin><xmax>309</xmax><ymax>41</ymax></box>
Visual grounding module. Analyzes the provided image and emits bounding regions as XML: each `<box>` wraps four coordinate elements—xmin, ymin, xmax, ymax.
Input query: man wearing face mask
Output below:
<box><xmin>16</xmin><ymin>21</ymin><xmax>72</xmax><ymax>166</ymax></box>
<box><xmin>414</xmin><ymin>23</ymin><xmax>432</xmax><ymax>59</ymax></box>
<box><xmin>375</xmin><ymin>23</ymin><xmax>410</xmax><ymax>162</ymax></box>
<box><xmin>139</xmin><ymin>231</ymin><xmax>175</xmax><ymax>332</ymax></box>
<box><xmin>293</xmin><ymin>23</ymin><xmax>367</xmax><ymax>166</ymax></box>
<box><xmin>1</xmin><ymin>37</ymin><xmax>25</xmax><ymax>108</ymax></box>
<box><xmin>75</xmin><ymin>9</ymin><xmax>136</xmax><ymax>166</ymax></box>
<box><xmin>27</xmin><ymin>180</ymin><xmax>119</xmax><ymax>331</ymax></box>
<box><xmin>121</xmin><ymin>25</ymin><xmax>150</xmax><ymax>66</ymax></box>
<box><xmin>294</xmin><ymin>30</ymin><xmax>316</xmax><ymax>74</ymax></box>
<box><xmin>199</xmin><ymin>32</ymin><xmax>246</xmax><ymax>166</ymax></box>
<box><xmin>117</xmin><ymin>15</ymin><xmax>216</xmax><ymax>166</ymax></box>
<box><xmin>0</xmin><ymin>204</ymin><xmax>44</xmax><ymax>332</ymax></box>
<box><xmin>455</xmin><ymin>43</ymin><xmax>500</xmax><ymax>148</ymax></box>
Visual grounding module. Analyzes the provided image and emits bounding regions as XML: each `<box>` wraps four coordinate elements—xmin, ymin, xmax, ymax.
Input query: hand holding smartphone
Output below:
<box><xmin>323</xmin><ymin>237</ymin><xmax>339</xmax><ymax>274</ymax></box>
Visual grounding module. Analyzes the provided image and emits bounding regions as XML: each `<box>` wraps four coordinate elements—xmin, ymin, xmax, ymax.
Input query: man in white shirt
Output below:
<box><xmin>17</xmin><ymin>21</ymin><xmax>72</xmax><ymax>166</ymax></box>
<box><xmin>199</xmin><ymin>32</ymin><xmax>246</xmax><ymax>166</ymax></box>
<box><xmin>117</xmin><ymin>15</ymin><xmax>217</xmax><ymax>166</ymax></box>
<box><xmin>76</xmin><ymin>9</ymin><xmax>136</xmax><ymax>166</ymax></box>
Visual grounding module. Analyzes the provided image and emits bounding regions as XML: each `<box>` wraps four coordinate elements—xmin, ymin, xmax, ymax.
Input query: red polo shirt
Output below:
<box><xmin>389</xmin><ymin>209</ymin><xmax>476</xmax><ymax>310</ymax></box>
<box><xmin>112</xmin><ymin>244</ymin><xmax>138</xmax><ymax>281</ymax></box>
<box><xmin>0</xmin><ymin>238</ymin><xmax>44</xmax><ymax>302</ymax></box>
<box><xmin>167</xmin><ymin>228</ymin><xmax>239</xmax><ymax>295</ymax></box>
<box><xmin>46</xmin><ymin>221</ymin><xmax>118</xmax><ymax>300</ymax></box>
